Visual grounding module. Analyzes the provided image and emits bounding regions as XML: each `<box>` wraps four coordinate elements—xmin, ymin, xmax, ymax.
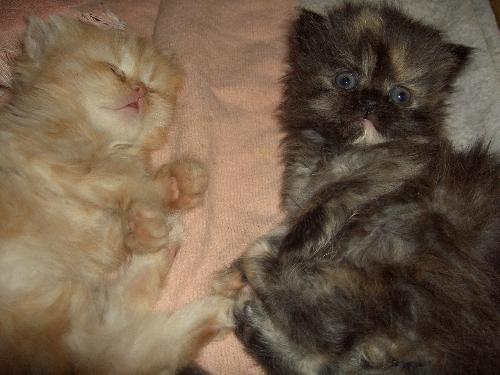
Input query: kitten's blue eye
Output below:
<box><xmin>389</xmin><ymin>86</ymin><xmax>411</xmax><ymax>105</ymax></box>
<box><xmin>335</xmin><ymin>72</ymin><xmax>357</xmax><ymax>90</ymax></box>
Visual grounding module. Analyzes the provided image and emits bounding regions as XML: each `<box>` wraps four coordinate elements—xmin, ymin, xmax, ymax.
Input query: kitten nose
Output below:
<box><xmin>132</xmin><ymin>83</ymin><xmax>147</xmax><ymax>97</ymax></box>
<box><xmin>363</xmin><ymin>98</ymin><xmax>377</xmax><ymax>117</ymax></box>
<box><xmin>365</xmin><ymin>99</ymin><xmax>377</xmax><ymax>107</ymax></box>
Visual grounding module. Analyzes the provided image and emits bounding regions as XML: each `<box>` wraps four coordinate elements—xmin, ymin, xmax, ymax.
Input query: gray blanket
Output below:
<box><xmin>299</xmin><ymin>0</ymin><xmax>500</xmax><ymax>150</ymax></box>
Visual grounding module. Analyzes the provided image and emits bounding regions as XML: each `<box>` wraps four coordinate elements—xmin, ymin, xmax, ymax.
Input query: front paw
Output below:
<box><xmin>198</xmin><ymin>295</ymin><xmax>236</xmax><ymax>339</ymax></box>
<box><xmin>125</xmin><ymin>202</ymin><xmax>183</xmax><ymax>254</ymax></box>
<box><xmin>213</xmin><ymin>261</ymin><xmax>247</xmax><ymax>299</ymax></box>
<box><xmin>155</xmin><ymin>160</ymin><xmax>208</xmax><ymax>210</ymax></box>
<box><xmin>233</xmin><ymin>287</ymin><xmax>266</xmax><ymax>347</ymax></box>
<box><xmin>175</xmin><ymin>295</ymin><xmax>235</xmax><ymax>355</ymax></box>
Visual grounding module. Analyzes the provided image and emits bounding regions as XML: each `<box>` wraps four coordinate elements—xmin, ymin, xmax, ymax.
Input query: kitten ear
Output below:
<box><xmin>24</xmin><ymin>16</ymin><xmax>66</xmax><ymax>60</ymax></box>
<box><xmin>446</xmin><ymin>43</ymin><xmax>473</xmax><ymax>80</ymax></box>
<box><xmin>290</xmin><ymin>9</ymin><xmax>329</xmax><ymax>57</ymax></box>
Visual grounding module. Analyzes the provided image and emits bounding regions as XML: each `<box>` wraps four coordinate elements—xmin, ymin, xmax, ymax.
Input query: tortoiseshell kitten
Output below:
<box><xmin>216</xmin><ymin>2</ymin><xmax>500</xmax><ymax>374</ymax></box>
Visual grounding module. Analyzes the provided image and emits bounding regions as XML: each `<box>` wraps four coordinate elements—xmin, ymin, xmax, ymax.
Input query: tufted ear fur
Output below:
<box><xmin>24</xmin><ymin>16</ymin><xmax>67</xmax><ymax>61</ymax></box>
<box><xmin>445</xmin><ymin>43</ymin><xmax>473</xmax><ymax>82</ymax></box>
<box><xmin>289</xmin><ymin>9</ymin><xmax>329</xmax><ymax>58</ymax></box>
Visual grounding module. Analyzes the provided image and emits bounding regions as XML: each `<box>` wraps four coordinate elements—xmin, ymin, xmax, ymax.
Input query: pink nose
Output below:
<box><xmin>132</xmin><ymin>83</ymin><xmax>146</xmax><ymax>97</ymax></box>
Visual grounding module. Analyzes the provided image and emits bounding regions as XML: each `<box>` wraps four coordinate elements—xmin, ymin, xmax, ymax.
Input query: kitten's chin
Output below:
<box><xmin>115</xmin><ymin>105</ymin><xmax>144</xmax><ymax>119</ymax></box>
<box><xmin>353</xmin><ymin>119</ymin><xmax>386</xmax><ymax>145</ymax></box>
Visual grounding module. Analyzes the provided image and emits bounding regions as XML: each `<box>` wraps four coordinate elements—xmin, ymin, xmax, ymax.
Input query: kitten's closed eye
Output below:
<box><xmin>107</xmin><ymin>63</ymin><xmax>126</xmax><ymax>82</ymax></box>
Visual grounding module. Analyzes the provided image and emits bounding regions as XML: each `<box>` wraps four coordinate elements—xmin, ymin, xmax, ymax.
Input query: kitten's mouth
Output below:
<box><xmin>118</xmin><ymin>96</ymin><xmax>144</xmax><ymax>112</ymax></box>
<box><xmin>353</xmin><ymin>116</ymin><xmax>385</xmax><ymax>145</ymax></box>
<box><xmin>363</xmin><ymin>118</ymin><xmax>376</xmax><ymax>130</ymax></box>
<box><xmin>106</xmin><ymin>90</ymin><xmax>146</xmax><ymax>114</ymax></box>
<box><xmin>364</xmin><ymin>114</ymin><xmax>380</xmax><ymax>130</ymax></box>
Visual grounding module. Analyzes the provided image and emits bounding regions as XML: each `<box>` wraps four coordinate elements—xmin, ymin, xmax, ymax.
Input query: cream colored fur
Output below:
<box><xmin>0</xmin><ymin>17</ymin><xmax>232</xmax><ymax>374</ymax></box>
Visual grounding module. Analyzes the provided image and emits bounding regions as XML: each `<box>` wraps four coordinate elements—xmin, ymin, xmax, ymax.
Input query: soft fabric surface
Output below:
<box><xmin>0</xmin><ymin>0</ymin><xmax>498</xmax><ymax>374</ymax></box>
<box><xmin>153</xmin><ymin>1</ymin><xmax>294</xmax><ymax>373</ymax></box>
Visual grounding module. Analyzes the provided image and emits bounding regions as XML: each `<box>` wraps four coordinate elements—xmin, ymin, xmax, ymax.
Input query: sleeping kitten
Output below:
<box><xmin>216</xmin><ymin>2</ymin><xmax>500</xmax><ymax>374</ymax></box>
<box><xmin>0</xmin><ymin>17</ymin><xmax>232</xmax><ymax>374</ymax></box>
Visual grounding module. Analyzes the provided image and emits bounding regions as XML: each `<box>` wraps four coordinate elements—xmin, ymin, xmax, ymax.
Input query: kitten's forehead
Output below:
<box><xmin>350</xmin><ymin>6</ymin><xmax>384</xmax><ymax>37</ymax></box>
<box><xmin>387</xmin><ymin>43</ymin><xmax>410</xmax><ymax>81</ymax></box>
<box><xmin>119</xmin><ymin>47</ymin><xmax>137</xmax><ymax>77</ymax></box>
<box><xmin>345</xmin><ymin>10</ymin><xmax>438</xmax><ymax>86</ymax></box>
<box><xmin>358</xmin><ymin>36</ymin><xmax>416</xmax><ymax>86</ymax></box>
<box><xmin>113</xmin><ymin>41</ymin><xmax>159</xmax><ymax>84</ymax></box>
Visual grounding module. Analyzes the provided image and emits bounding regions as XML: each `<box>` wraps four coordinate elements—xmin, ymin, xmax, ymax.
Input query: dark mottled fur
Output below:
<box><xmin>177</xmin><ymin>363</ymin><xmax>212</xmax><ymax>375</ymax></box>
<box><xmin>228</xmin><ymin>2</ymin><xmax>500</xmax><ymax>374</ymax></box>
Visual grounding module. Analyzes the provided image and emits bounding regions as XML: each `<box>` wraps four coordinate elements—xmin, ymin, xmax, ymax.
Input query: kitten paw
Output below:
<box><xmin>155</xmin><ymin>160</ymin><xmax>208</xmax><ymax>210</ymax></box>
<box><xmin>199</xmin><ymin>296</ymin><xmax>235</xmax><ymax>339</ymax></box>
<box><xmin>170</xmin><ymin>296</ymin><xmax>235</xmax><ymax>365</ymax></box>
<box><xmin>213</xmin><ymin>263</ymin><xmax>246</xmax><ymax>299</ymax></box>
<box><xmin>125</xmin><ymin>202</ymin><xmax>183</xmax><ymax>254</ymax></box>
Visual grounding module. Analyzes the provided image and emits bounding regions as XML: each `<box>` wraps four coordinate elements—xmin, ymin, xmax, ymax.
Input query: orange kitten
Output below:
<box><xmin>0</xmin><ymin>17</ymin><xmax>231</xmax><ymax>374</ymax></box>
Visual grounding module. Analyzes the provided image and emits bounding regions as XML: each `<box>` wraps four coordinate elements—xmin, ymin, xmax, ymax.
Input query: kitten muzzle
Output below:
<box><xmin>121</xmin><ymin>93</ymin><xmax>145</xmax><ymax>112</ymax></box>
<box><xmin>353</xmin><ymin>117</ymin><xmax>385</xmax><ymax>145</ymax></box>
<box><xmin>363</xmin><ymin>99</ymin><xmax>377</xmax><ymax>119</ymax></box>
<box><xmin>118</xmin><ymin>84</ymin><xmax>147</xmax><ymax>112</ymax></box>
<box><xmin>364</xmin><ymin>113</ymin><xmax>380</xmax><ymax>130</ymax></box>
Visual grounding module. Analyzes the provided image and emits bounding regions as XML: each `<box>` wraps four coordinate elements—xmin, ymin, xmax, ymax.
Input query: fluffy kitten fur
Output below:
<box><xmin>217</xmin><ymin>2</ymin><xmax>500</xmax><ymax>374</ymax></box>
<box><xmin>0</xmin><ymin>17</ymin><xmax>232</xmax><ymax>374</ymax></box>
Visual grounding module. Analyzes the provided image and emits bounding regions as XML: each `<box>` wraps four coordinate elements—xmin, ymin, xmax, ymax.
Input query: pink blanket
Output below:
<box><xmin>153</xmin><ymin>1</ymin><xmax>294</xmax><ymax>373</ymax></box>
